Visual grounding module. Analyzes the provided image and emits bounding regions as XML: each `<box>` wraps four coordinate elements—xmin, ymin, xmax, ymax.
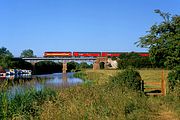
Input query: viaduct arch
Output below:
<box><xmin>22</xmin><ymin>57</ymin><xmax>109</xmax><ymax>73</ymax></box>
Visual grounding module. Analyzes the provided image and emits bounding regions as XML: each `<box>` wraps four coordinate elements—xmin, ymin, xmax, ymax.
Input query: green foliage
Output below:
<box><xmin>0</xmin><ymin>56</ymin><xmax>13</xmax><ymax>68</ymax></box>
<box><xmin>168</xmin><ymin>65</ymin><xmax>180</xmax><ymax>91</ymax></box>
<box><xmin>136</xmin><ymin>10</ymin><xmax>180</xmax><ymax>69</ymax></box>
<box><xmin>67</xmin><ymin>61</ymin><xmax>78</xmax><ymax>72</ymax></box>
<box><xmin>11</xmin><ymin>58</ymin><xmax>33</xmax><ymax>70</ymax></box>
<box><xmin>110</xmin><ymin>69</ymin><xmax>142</xmax><ymax>91</ymax></box>
<box><xmin>118</xmin><ymin>52</ymin><xmax>152</xmax><ymax>69</ymax></box>
<box><xmin>79</xmin><ymin>62</ymin><xmax>92</xmax><ymax>69</ymax></box>
<box><xmin>0</xmin><ymin>47</ymin><xmax>13</xmax><ymax>58</ymax></box>
<box><xmin>73</xmin><ymin>72</ymin><xmax>88</xmax><ymax>80</ymax></box>
<box><xmin>111</xmin><ymin>56</ymin><xmax>117</xmax><ymax>60</ymax></box>
<box><xmin>0</xmin><ymin>88</ymin><xmax>56</xmax><ymax>119</ymax></box>
<box><xmin>35</xmin><ymin>61</ymin><xmax>62</xmax><ymax>74</ymax></box>
<box><xmin>20</xmin><ymin>49</ymin><xmax>36</xmax><ymax>58</ymax></box>
<box><xmin>111</xmin><ymin>69</ymin><xmax>142</xmax><ymax>90</ymax></box>
<box><xmin>0</xmin><ymin>47</ymin><xmax>13</xmax><ymax>68</ymax></box>
<box><xmin>0</xmin><ymin>47</ymin><xmax>35</xmax><ymax>70</ymax></box>
<box><xmin>73</xmin><ymin>72</ymin><xmax>93</xmax><ymax>86</ymax></box>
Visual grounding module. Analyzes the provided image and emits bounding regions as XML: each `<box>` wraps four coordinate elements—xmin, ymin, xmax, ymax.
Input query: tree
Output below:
<box><xmin>35</xmin><ymin>61</ymin><xmax>62</xmax><ymax>74</ymax></box>
<box><xmin>136</xmin><ymin>10</ymin><xmax>180</xmax><ymax>69</ymax></box>
<box><xmin>11</xmin><ymin>59</ymin><xmax>33</xmax><ymax>70</ymax></box>
<box><xmin>20</xmin><ymin>49</ymin><xmax>36</xmax><ymax>58</ymax></box>
<box><xmin>67</xmin><ymin>61</ymin><xmax>78</xmax><ymax>72</ymax></box>
<box><xmin>79</xmin><ymin>62</ymin><xmax>89</xmax><ymax>69</ymax></box>
<box><xmin>0</xmin><ymin>47</ymin><xmax>13</xmax><ymax>68</ymax></box>
<box><xmin>117</xmin><ymin>52</ymin><xmax>152</xmax><ymax>69</ymax></box>
<box><xmin>0</xmin><ymin>47</ymin><xmax>13</xmax><ymax>57</ymax></box>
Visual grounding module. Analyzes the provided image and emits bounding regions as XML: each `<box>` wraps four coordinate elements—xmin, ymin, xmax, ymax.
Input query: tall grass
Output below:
<box><xmin>41</xmin><ymin>84</ymin><xmax>155</xmax><ymax>120</ymax></box>
<box><xmin>0</xmin><ymin>88</ymin><xmax>56</xmax><ymax>119</ymax></box>
<box><xmin>40</xmin><ymin>69</ymin><xmax>180</xmax><ymax>120</ymax></box>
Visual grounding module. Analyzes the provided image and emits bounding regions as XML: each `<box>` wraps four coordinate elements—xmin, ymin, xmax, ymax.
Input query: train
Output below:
<box><xmin>43</xmin><ymin>51</ymin><xmax>149</xmax><ymax>57</ymax></box>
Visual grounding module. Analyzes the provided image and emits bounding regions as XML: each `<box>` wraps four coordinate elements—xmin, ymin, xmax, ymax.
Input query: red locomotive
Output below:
<box><xmin>44</xmin><ymin>52</ymin><xmax>72</xmax><ymax>57</ymax></box>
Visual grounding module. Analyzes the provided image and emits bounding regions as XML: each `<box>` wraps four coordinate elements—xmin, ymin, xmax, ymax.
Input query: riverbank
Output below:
<box><xmin>1</xmin><ymin>69</ymin><xmax>179</xmax><ymax>119</ymax></box>
<box><xmin>40</xmin><ymin>69</ymin><xmax>179</xmax><ymax>120</ymax></box>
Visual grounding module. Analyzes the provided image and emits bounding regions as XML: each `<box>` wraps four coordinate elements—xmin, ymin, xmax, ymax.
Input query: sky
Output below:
<box><xmin>0</xmin><ymin>0</ymin><xmax>180</xmax><ymax>57</ymax></box>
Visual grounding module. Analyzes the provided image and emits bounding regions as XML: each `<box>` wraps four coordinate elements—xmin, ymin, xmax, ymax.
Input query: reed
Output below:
<box><xmin>0</xmin><ymin>88</ymin><xmax>56</xmax><ymax>119</ymax></box>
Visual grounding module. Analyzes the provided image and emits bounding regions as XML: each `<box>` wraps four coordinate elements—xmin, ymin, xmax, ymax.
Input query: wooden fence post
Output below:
<box><xmin>141</xmin><ymin>80</ymin><xmax>144</xmax><ymax>92</ymax></box>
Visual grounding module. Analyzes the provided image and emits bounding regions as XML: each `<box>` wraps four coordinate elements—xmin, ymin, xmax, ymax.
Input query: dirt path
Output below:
<box><xmin>156</xmin><ymin>111</ymin><xmax>179</xmax><ymax>120</ymax></box>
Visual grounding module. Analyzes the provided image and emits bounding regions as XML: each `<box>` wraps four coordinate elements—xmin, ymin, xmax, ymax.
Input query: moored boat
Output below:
<box><xmin>0</xmin><ymin>67</ymin><xmax>6</xmax><ymax>78</ymax></box>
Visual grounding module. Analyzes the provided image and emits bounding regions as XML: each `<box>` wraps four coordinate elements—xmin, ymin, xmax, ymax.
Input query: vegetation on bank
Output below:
<box><xmin>40</xmin><ymin>69</ymin><xmax>179</xmax><ymax>120</ymax></box>
<box><xmin>1</xmin><ymin>69</ymin><xmax>179</xmax><ymax>119</ymax></box>
<box><xmin>0</xmin><ymin>88</ymin><xmax>56</xmax><ymax>119</ymax></box>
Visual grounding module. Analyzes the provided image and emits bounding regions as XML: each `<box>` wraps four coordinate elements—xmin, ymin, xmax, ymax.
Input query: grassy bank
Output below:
<box><xmin>1</xmin><ymin>69</ymin><xmax>179</xmax><ymax>119</ymax></box>
<box><xmin>0</xmin><ymin>88</ymin><xmax>56</xmax><ymax>119</ymax></box>
<box><xmin>73</xmin><ymin>69</ymin><xmax>169</xmax><ymax>84</ymax></box>
<box><xmin>40</xmin><ymin>69</ymin><xmax>179</xmax><ymax>120</ymax></box>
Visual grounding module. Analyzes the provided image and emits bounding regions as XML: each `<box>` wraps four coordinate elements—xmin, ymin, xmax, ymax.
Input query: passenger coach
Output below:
<box><xmin>73</xmin><ymin>52</ymin><xmax>101</xmax><ymax>57</ymax></box>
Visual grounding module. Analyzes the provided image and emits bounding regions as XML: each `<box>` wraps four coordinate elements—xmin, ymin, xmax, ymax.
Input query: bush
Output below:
<box><xmin>111</xmin><ymin>69</ymin><xmax>142</xmax><ymax>91</ymax></box>
<box><xmin>168</xmin><ymin>65</ymin><xmax>180</xmax><ymax>91</ymax></box>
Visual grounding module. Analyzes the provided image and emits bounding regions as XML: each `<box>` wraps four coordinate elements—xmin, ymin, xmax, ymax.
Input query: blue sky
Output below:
<box><xmin>0</xmin><ymin>0</ymin><xmax>180</xmax><ymax>57</ymax></box>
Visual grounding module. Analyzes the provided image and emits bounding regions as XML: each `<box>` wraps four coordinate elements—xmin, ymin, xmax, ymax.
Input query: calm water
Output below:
<box><xmin>0</xmin><ymin>73</ymin><xmax>83</xmax><ymax>96</ymax></box>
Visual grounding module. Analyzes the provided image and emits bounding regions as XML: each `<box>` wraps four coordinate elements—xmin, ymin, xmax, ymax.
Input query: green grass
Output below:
<box><xmin>41</xmin><ymin>84</ymin><xmax>153</xmax><ymax>120</ymax></box>
<box><xmin>0</xmin><ymin>88</ymin><xmax>56</xmax><ymax>119</ymax></box>
<box><xmin>40</xmin><ymin>69</ymin><xmax>179</xmax><ymax>120</ymax></box>
<box><xmin>76</xmin><ymin>69</ymin><xmax>169</xmax><ymax>83</ymax></box>
<box><xmin>1</xmin><ymin>69</ymin><xmax>179</xmax><ymax>120</ymax></box>
<box><xmin>138</xmin><ymin>69</ymin><xmax>169</xmax><ymax>82</ymax></box>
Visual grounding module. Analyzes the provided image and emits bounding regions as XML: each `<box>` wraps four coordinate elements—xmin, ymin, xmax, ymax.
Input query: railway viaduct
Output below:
<box><xmin>22</xmin><ymin>57</ymin><xmax>109</xmax><ymax>73</ymax></box>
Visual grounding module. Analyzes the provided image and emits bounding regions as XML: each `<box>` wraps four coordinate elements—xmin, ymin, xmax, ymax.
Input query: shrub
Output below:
<box><xmin>111</xmin><ymin>69</ymin><xmax>142</xmax><ymax>91</ymax></box>
<box><xmin>168</xmin><ymin>65</ymin><xmax>180</xmax><ymax>91</ymax></box>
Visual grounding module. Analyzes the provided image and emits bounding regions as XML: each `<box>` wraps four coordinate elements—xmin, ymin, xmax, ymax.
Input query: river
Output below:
<box><xmin>0</xmin><ymin>73</ymin><xmax>83</xmax><ymax>97</ymax></box>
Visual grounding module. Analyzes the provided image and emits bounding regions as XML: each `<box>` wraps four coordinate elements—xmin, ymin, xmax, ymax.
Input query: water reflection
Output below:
<box><xmin>0</xmin><ymin>73</ymin><xmax>83</xmax><ymax>96</ymax></box>
<box><xmin>62</xmin><ymin>73</ymin><xmax>67</xmax><ymax>81</ymax></box>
